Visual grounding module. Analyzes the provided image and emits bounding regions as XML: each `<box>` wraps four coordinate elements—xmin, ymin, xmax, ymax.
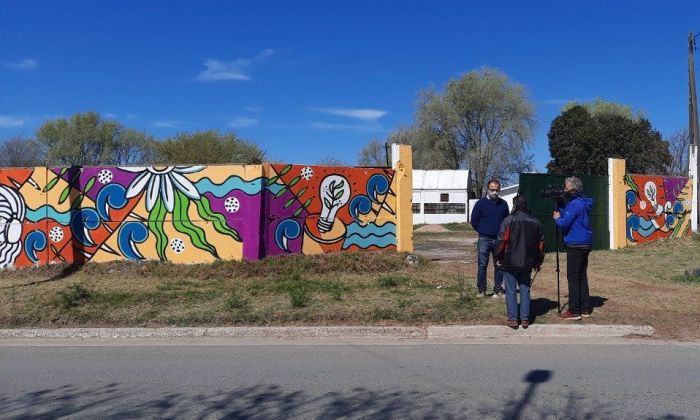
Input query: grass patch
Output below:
<box><xmin>442</xmin><ymin>223</ymin><xmax>473</xmax><ymax>232</ymax></box>
<box><xmin>672</xmin><ymin>273</ymin><xmax>700</xmax><ymax>284</ymax></box>
<box><xmin>57</xmin><ymin>284</ymin><xmax>93</xmax><ymax>309</ymax></box>
<box><xmin>225</xmin><ymin>293</ymin><xmax>251</xmax><ymax>311</ymax></box>
<box><xmin>377</xmin><ymin>275</ymin><xmax>410</xmax><ymax>288</ymax></box>
<box><xmin>288</xmin><ymin>283</ymin><xmax>311</xmax><ymax>308</ymax></box>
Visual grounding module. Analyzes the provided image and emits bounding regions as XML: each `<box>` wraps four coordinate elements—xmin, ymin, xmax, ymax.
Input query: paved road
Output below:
<box><xmin>1</xmin><ymin>339</ymin><xmax>698</xmax><ymax>419</ymax></box>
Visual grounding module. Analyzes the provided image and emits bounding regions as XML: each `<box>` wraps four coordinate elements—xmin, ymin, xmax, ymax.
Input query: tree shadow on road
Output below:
<box><xmin>0</xmin><ymin>375</ymin><xmax>688</xmax><ymax>419</ymax></box>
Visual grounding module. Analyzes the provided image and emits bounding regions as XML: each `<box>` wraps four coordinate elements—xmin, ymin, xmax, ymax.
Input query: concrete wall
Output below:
<box><xmin>0</xmin><ymin>150</ymin><xmax>412</xmax><ymax>268</ymax></box>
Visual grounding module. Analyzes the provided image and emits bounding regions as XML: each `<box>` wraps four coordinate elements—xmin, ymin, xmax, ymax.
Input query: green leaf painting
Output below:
<box><xmin>173</xmin><ymin>191</ymin><xmax>218</xmax><ymax>258</ymax></box>
<box><xmin>147</xmin><ymin>197</ymin><xmax>169</xmax><ymax>261</ymax></box>
<box><xmin>195</xmin><ymin>195</ymin><xmax>242</xmax><ymax>242</ymax></box>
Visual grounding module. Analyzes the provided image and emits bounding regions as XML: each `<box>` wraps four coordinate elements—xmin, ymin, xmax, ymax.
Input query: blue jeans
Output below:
<box><xmin>476</xmin><ymin>237</ymin><xmax>503</xmax><ymax>293</ymax></box>
<box><xmin>504</xmin><ymin>269</ymin><xmax>532</xmax><ymax>321</ymax></box>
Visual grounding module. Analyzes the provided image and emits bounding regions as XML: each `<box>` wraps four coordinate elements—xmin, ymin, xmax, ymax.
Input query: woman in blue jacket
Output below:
<box><xmin>553</xmin><ymin>177</ymin><xmax>593</xmax><ymax>320</ymax></box>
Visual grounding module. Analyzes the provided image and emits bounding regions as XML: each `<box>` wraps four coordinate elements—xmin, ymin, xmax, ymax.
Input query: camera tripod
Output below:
<box><xmin>555</xmin><ymin>224</ymin><xmax>562</xmax><ymax>314</ymax></box>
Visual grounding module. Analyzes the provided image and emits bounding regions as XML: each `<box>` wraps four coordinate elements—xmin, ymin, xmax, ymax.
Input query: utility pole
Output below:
<box><xmin>689</xmin><ymin>32</ymin><xmax>700</xmax><ymax>232</ymax></box>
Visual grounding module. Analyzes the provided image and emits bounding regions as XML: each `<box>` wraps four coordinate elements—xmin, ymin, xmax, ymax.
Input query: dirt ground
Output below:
<box><xmin>414</xmin><ymin>228</ymin><xmax>700</xmax><ymax>340</ymax></box>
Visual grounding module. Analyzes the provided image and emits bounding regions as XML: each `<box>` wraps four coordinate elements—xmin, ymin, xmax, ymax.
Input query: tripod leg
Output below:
<box><xmin>556</xmin><ymin>225</ymin><xmax>561</xmax><ymax>313</ymax></box>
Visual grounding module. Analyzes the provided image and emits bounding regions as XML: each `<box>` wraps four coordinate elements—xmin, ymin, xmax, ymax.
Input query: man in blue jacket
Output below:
<box><xmin>553</xmin><ymin>176</ymin><xmax>594</xmax><ymax>320</ymax></box>
<box><xmin>470</xmin><ymin>179</ymin><xmax>510</xmax><ymax>297</ymax></box>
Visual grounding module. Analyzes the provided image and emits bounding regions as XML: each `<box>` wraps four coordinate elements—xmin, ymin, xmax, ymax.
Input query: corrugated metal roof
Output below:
<box><xmin>413</xmin><ymin>170</ymin><xmax>470</xmax><ymax>190</ymax></box>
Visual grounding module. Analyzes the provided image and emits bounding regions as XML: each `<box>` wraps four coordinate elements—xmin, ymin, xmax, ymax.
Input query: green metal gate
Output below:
<box><xmin>518</xmin><ymin>174</ymin><xmax>609</xmax><ymax>252</ymax></box>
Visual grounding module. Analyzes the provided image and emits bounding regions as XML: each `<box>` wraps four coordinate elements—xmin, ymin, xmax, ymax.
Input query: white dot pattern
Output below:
<box><xmin>49</xmin><ymin>226</ymin><xmax>64</xmax><ymax>242</ymax></box>
<box><xmin>97</xmin><ymin>170</ymin><xmax>113</xmax><ymax>184</ymax></box>
<box><xmin>170</xmin><ymin>238</ymin><xmax>185</xmax><ymax>254</ymax></box>
<box><xmin>224</xmin><ymin>197</ymin><xmax>240</xmax><ymax>213</ymax></box>
<box><xmin>300</xmin><ymin>167</ymin><xmax>313</xmax><ymax>181</ymax></box>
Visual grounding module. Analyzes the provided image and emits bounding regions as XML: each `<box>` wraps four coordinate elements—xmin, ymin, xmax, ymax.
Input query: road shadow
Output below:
<box><xmin>0</xmin><ymin>378</ymin><xmax>688</xmax><ymax>419</ymax></box>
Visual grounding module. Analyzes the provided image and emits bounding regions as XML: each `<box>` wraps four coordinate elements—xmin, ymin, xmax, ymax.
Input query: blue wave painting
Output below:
<box><xmin>342</xmin><ymin>222</ymin><xmax>396</xmax><ymax>249</ymax></box>
<box><xmin>195</xmin><ymin>176</ymin><xmax>284</xmax><ymax>197</ymax></box>
<box><xmin>26</xmin><ymin>206</ymin><xmax>72</xmax><ymax>226</ymax></box>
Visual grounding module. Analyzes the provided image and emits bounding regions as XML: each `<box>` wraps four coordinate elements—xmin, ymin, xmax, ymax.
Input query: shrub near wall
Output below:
<box><xmin>0</xmin><ymin>162</ymin><xmax>406</xmax><ymax>268</ymax></box>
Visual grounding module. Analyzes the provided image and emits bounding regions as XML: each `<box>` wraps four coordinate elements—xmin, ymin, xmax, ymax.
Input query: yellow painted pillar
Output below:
<box><xmin>392</xmin><ymin>144</ymin><xmax>413</xmax><ymax>253</ymax></box>
<box><xmin>608</xmin><ymin>158</ymin><xmax>627</xmax><ymax>249</ymax></box>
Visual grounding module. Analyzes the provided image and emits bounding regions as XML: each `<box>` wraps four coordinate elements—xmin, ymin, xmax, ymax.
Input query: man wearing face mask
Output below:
<box><xmin>553</xmin><ymin>177</ymin><xmax>594</xmax><ymax>320</ymax></box>
<box><xmin>470</xmin><ymin>179</ymin><xmax>510</xmax><ymax>298</ymax></box>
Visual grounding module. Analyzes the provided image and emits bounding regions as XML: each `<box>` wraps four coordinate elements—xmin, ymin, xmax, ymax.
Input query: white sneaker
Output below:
<box><xmin>476</xmin><ymin>291</ymin><xmax>486</xmax><ymax>298</ymax></box>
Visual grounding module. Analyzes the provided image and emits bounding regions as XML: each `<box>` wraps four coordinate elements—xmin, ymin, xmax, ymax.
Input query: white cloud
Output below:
<box><xmin>5</xmin><ymin>59</ymin><xmax>37</xmax><ymax>70</ymax></box>
<box><xmin>310</xmin><ymin>107</ymin><xmax>388</xmax><ymax>121</ymax></box>
<box><xmin>0</xmin><ymin>116</ymin><xmax>25</xmax><ymax>127</ymax></box>
<box><xmin>309</xmin><ymin>121</ymin><xmax>385</xmax><ymax>132</ymax></box>
<box><xmin>245</xmin><ymin>106</ymin><xmax>262</xmax><ymax>112</ymax></box>
<box><xmin>104</xmin><ymin>113</ymin><xmax>118</xmax><ymax>119</ymax></box>
<box><xmin>152</xmin><ymin>120</ymin><xmax>180</xmax><ymax>128</ymax></box>
<box><xmin>228</xmin><ymin>117</ymin><xmax>259</xmax><ymax>128</ymax></box>
<box><xmin>197</xmin><ymin>49</ymin><xmax>274</xmax><ymax>82</ymax></box>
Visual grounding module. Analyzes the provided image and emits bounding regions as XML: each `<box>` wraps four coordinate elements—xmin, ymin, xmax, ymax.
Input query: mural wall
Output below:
<box><xmin>0</xmin><ymin>162</ymin><xmax>405</xmax><ymax>268</ymax></box>
<box><xmin>624</xmin><ymin>174</ymin><xmax>693</xmax><ymax>245</ymax></box>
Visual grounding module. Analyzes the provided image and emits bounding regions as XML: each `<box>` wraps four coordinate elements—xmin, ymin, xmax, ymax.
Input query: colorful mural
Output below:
<box><xmin>0</xmin><ymin>163</ymin><xmax>403</xmax><ymax>268</ymax></box>
<box><xmin>625</xmin><ymin>174</ymin><xmax>693</xmax><ymax>245</ymax></box>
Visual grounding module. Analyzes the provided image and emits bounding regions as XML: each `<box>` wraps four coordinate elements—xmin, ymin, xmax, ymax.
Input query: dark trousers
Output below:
<box><xmin>566</xmin><ymin>246</ymin><xmax>591</xmax><ymax>314</ymax></box>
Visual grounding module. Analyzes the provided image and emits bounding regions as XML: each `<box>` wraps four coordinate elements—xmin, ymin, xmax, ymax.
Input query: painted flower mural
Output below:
<box><xmin>120</xmin><ymin>166</ymin><xmax>204</xmax><ymax>212</ymax></box>
<box><xmin>0</xmin><ymin>185</ymin><xmax>26</xmax><ymax>268</ymax></box>
<box><xmin>120</xmin><ymin>166</ymin><xmax>242</xmax><ymax>261</ymax></box>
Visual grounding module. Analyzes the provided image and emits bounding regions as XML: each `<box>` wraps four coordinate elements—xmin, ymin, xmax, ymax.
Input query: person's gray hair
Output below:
<box><xmin>565</xmin><ymin>176</ymin><xmax>583</xmax><ymax>192</ymax></box>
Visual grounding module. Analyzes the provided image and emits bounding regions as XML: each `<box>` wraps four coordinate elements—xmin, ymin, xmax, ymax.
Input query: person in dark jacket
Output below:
<box><xmin>553</xmin><ymin>176</ymin><xmax>594</xmax><ymax>320</ymax></box>
<box><xmin>470</xmin><ymin>179</ymin><xmax>510</xmax><ymax>297</ymax></box>
<box><xmin>494</xmin><ymin>195</ymin><xmax>544</xmax><ymax>328</ymax></box>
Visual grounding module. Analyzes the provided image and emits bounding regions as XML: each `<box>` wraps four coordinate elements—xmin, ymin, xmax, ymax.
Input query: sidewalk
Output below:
<box><xmin>0</xmin><ymin>324</ymin><xmax>655</xmax><ymax>340</ymax></box>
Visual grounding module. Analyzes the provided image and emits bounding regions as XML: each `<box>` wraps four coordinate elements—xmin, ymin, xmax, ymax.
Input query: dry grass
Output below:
<box><xmin>1</xmin><ymin>232</ymin><xmax>698</xmax><ymax>340</ymax></box>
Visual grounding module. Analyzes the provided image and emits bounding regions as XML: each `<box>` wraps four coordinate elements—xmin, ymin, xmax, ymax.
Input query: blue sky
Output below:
<box><xmin>1</xmin><ymin>1</ymin><xmax>698</xmax><ymax>170</ymax></box>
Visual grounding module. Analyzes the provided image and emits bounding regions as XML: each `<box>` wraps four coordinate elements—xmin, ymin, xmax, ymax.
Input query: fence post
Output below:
<box><xmin>608</xmin><ymin>158</ymin><xmax>627</xmax><ymax>249</ymax></box>
<box><xmin>392</xmin><ymin>144</ymin><xmax>413</xmax><ymax>253</ymax></box>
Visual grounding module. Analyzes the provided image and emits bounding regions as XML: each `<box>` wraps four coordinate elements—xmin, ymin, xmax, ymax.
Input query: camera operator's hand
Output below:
<box><xmin>552</xmin><ymin>211</ymin><xmax>560</xmax><ymax>220</ymax></box>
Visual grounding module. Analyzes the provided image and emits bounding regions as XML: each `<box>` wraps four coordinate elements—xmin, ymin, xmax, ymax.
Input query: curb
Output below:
<box><xmin>0</xmin><ymin>325</ymin><xmax>653</xmax><ymax>340</ymax></box>
<box><xmin>427</xmin><ymin>325</ymin><xmax>655</xmax><ymax>338</ymax></box>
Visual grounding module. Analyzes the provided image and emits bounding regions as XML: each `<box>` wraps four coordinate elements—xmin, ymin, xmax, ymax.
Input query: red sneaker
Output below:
<box><xmin>558</xmin><ymin>310</ymin><xmax>582</xmax><ymax>321</ymax></box>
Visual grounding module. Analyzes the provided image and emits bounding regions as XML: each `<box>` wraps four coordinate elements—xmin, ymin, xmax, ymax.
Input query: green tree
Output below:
<box><xmin>562</xmin><ymin>97</ymin><xmax>643</xmax><ymax>120</ymax></box>
<box><xmin>547</xmin><ymin>104</ymin><xmax>671</xmax><ymax>175</ymax></box>
<box><xmin>410</xmin><ymin>68</ymin><xmax>536</xmax><ymax>195</ymax></box>
<box><xmin>0</xmin><ymin>136</ymin><xmax>45</xmax><ymax>167</ymax></box>
<box><xmin>36</xmin><ymin>112</ymin><xmax>158</xmax><ymax>166</ymax></box>
<box><xmin>37</xmin><ymin>112</ymin><xmax>120</xmax><ymax>166</ymax></box>
<box><xmin>156</xmin><ymin>130</ymin><xmax>264</xmax><ymax>164</ymax></box>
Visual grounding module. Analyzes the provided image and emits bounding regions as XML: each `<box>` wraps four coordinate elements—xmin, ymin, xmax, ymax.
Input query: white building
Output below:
<box><xmin>412</xmin><ymin>170</ymin><xmax>470</xmax><ymax>224</ymax></box>
<box><xmin>412</xmin><ymin>169</ymin><xmax>520</xmax><ymax>225</ymax></box>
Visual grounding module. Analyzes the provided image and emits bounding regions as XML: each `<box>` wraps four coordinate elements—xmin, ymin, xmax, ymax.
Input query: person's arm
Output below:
<box><xmin>536</xmin><ymin>225</ymin><xmax>545</xmax><ymax>270</ymax></box>
<box><xmin>555</xmin><ymin>201</ymin><xmax>578</xmax><ymax>230</ymax></box>
<box><xmin>470</xmin><ymin>201</ymin><xmax>482</xmax><ymax>231</ymax></box>
<box><xmin>494</xmin><ymin>219</ymin><xmax>510</xmax><ymax>262</ymax></box>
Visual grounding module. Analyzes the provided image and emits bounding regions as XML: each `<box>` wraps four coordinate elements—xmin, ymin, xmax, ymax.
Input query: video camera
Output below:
<box><xmin>540</xmin><ymin>184</ymin><xmax>566</xmax><ymax>199</ymax></box>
